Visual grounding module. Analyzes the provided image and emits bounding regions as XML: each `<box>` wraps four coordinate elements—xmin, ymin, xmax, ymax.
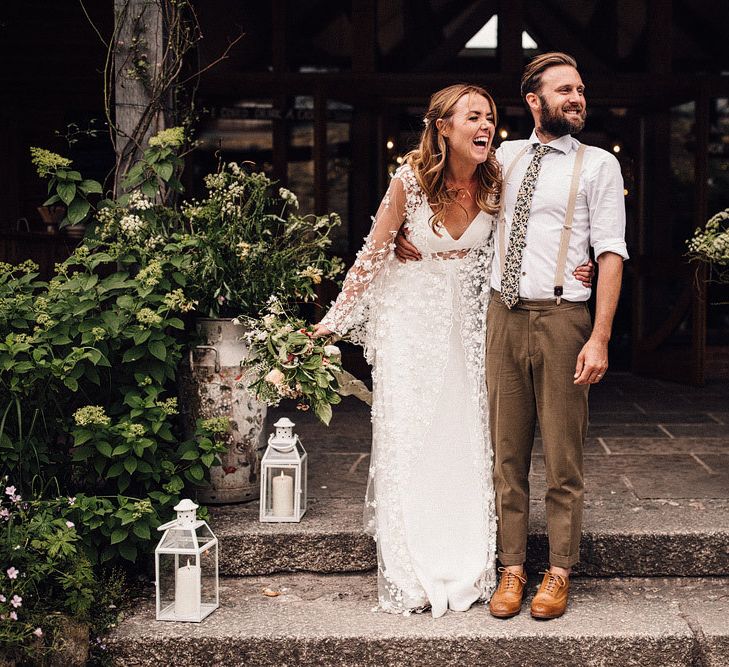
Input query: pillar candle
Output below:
<box><xmin>272</xmin><ymin>471</ymin><xmax>294</xmax><ymax>517</ymax></box>
<box><xmin>175</xmin><ymin>559</ymin><xmax>200</xmax><ymax>618</ymax></box>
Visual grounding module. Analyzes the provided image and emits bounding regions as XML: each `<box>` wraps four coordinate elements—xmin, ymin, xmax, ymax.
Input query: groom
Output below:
<box><xmin>397</xmin><ymin>52</ymin><xmax>627</xmax><ymax>619</ymax></box>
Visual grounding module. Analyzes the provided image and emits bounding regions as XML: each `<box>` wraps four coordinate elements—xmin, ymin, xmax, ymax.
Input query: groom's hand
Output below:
<box><xmin>574</xmin><ymin>336</ymin><xmax>608</xmax><ymax>385</ymax></box>
<box><xmin>394</xmin><ymin>227</ymin><xmax>421</xmax><ymax>263</ymax></box>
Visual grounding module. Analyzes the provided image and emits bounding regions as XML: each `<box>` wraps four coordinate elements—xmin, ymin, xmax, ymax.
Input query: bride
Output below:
<box><xmin>313</xmin><ymin>84</ymin><xmax>585</xmax><ymax>617</ymax></box>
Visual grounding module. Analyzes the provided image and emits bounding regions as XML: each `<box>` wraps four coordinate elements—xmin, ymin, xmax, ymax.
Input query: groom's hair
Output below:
<box><xmin>520</xmin><ymin>52</ymin><xmax>578</xmax><ymax>99</ymax></box>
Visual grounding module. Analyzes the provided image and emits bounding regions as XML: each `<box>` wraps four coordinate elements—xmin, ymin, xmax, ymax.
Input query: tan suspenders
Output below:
<box><xmin>498</xmin><ymin>142</ymin><xmax>587</xmax><ymax>304</ymax></box>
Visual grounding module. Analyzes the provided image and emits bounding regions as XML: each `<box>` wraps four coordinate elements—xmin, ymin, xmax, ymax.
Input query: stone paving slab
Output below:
<box><xmin>106</xmin><ymin>574</ymin><xmax>728</xmax><ymax>667</ymax></box>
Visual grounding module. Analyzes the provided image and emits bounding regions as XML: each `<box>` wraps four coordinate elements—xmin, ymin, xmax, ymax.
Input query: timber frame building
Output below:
<box><xmin>2</xmin><ymin>1</ymin><xmax>729</xmax><ymax>384</ymax></box>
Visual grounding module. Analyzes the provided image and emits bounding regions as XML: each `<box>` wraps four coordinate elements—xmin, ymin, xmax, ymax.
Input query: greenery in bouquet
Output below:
<box><xmin>238</xmin><ymin>299</ymin><xmax>343</xmax><ymax>425</ymax></box>
<box><xmin>687</xmin><ymin>208</ymin><xmax>729</xmax><ymax>283</ymax></box>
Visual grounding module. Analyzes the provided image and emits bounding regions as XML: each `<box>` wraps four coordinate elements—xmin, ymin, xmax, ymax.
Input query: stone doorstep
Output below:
<box><xmin>216</xmin><ymin>526</ymin><xmax>729</xmax><ymax>578</ymax></box>
<box><xmin>106</xmin><ymin>574</ymin><xmax>729</xmax><ymax>667</ymax></box>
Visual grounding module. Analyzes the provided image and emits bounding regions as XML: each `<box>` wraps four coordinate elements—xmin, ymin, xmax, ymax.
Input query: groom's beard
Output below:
<box><xmin>538</xmin><ymin>94</ymin><xmax>587</xmax><ymax>137</ymax></box>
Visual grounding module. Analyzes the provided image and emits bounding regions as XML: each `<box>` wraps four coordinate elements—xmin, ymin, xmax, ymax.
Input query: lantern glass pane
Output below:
<box><xmin>159</xmin><ymin>527</ymin><xmax>197</xmax><ymax>552</ymax></box>
<box><xmin>264</xmin><ymin>466</ymin><xmax>297</xmax><ymax>518</ymax></box>
<box><xmin>200</xmin><ymin>544</ymin><xmax>218</xmax><ymax>608</ymax></box>
<box><xmin>195</xmin><ymin>523</ymin><xmax>215</xmax><ymax>548</ymax></box>
<box><xmin>157</xmin><ymin>553</ymin><xmax>178</xmax><ymax>617</ymax></box>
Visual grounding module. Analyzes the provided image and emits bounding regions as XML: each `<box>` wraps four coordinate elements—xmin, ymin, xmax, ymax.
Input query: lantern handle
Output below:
<box><xmin>189</xmin><ymin>345</ymin><xmax>220</xmax><ymax>373</ymax></box>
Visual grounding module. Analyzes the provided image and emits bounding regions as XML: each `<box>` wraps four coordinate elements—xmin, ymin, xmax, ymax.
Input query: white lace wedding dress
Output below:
<box><xmin>320</xmin><ymin>163</ymin><xmax>497</xmax><ymax>618</ymax></box>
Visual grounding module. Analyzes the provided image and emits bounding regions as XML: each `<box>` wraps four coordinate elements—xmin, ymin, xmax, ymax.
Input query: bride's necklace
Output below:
<box><xmin>445</xmin><ymin>178</ymin><xmax>477</xmax><ymax>202</ymax></box>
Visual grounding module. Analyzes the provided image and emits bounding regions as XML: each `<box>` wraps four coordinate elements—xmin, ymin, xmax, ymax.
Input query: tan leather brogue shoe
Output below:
<box><xmin>530</xmin><ymin>571</ymin><xmax>570</xmax><ymax>619</ymax></box>
<box><xmin>489</xmin><ymin>567</ymin><xmax>527</xmax><ymax>618</ymax></box>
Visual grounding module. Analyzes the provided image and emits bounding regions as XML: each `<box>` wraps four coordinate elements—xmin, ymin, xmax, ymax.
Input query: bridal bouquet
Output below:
<box><xmin>237</xmin><ymin>300</ymin><xmax>344</xmax><ymax>425</ymax></box>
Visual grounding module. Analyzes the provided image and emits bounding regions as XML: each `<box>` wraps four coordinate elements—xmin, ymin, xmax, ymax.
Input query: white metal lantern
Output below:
<box><xmin>260</xmin><ymin>417</ymin><xmax>307</xmax><ymax>522</ymax></box>
<box><xmin>154</xmin><ymin>499</ymin><xmax>219</xmax><ymax>622</ymax></box>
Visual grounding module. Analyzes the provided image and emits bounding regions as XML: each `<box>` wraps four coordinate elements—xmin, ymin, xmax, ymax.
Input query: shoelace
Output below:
<box><xmin>539</xmin><ymin>571</ymin><xmax>566</xmax><ymax>594</ymax></box>
<box><xmin>497</xmin><ymin>567</ymin><xmax>526</xmax><ymax>591</ymax></box>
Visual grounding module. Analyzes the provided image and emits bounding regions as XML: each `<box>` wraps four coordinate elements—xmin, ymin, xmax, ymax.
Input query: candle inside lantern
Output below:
<box><xmin>272</xmin><ymin>471</ymin><xmax>294</xmax><ymax>517</ymax></box>
<box><xmin>174</xmin><ymin>559</ymin><xmax>200</xmax><ymax>618</ymax></box>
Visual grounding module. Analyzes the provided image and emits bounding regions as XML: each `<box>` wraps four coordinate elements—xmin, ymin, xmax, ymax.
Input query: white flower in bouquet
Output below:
<box><xmin>279</xmin><ymin>187</ymin><xmax>299</xmax><ymax>209</ymax></box>
<box><xmin>264</xmin><ymin>368</ymin><xmax>285</xmax><ymax>386</ymax></box>
<box><xmin>324</xmin><ymin>344</ymin><xmax>341</xmax><ymax>358</ymax></box>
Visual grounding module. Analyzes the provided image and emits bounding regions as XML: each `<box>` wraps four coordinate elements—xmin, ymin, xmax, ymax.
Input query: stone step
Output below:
<box><xmin>211</xmin><ymin>496</ymin><xmax>729</xmax><ymax>578</ymax></box>
<box><xmin>208</xmin><ymin>394</ymin><xmax>729</xmax><ymax>578</ymax></box>
<box><xmin>106</xmin><ymin>574</ymin><xmax>729</xmax><ymax>667</ymax></box>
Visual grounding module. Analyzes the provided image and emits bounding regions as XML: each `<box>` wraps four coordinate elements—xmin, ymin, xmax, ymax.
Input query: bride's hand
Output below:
<box><xmin>394</xmin><ymin>227</ymin><xmax>421</xmax><ymax>263</ymax></box>
<box><xmin>573</xmin><ymin>258</ymin><xmax>595</xmax><ymax>287</ymax></box>
<box><xmin>312</xmin><ymin>323</ymin><xmax>333</xmax><ymax>338</ymax></box>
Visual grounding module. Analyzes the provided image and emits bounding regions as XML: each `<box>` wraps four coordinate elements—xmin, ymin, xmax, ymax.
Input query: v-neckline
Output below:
<box><xmin>429</xmin><ymin>206</ymin><xmax>484</xmax><ymax>242</ymax></box>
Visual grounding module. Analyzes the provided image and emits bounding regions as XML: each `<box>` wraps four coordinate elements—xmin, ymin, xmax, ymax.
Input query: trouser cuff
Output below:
<box><xmin>549</xmin><ymin>551</ymin><xmax>579</xmax><ymax>568</ymax></box>
<box><xmin>498</xmin><ymin>551</ymin><xmax>526</xmax><ymax>566</ymax></box>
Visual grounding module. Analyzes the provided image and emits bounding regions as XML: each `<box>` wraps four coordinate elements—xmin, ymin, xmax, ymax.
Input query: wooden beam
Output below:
<box><xmin>525</xmin><ymin>0</ymin><xmax>608</xmax><ymax>73</ymax></box>
<box><xmin>647</xmin><ymin>0</ymin><xmax>672</xmax><ymax>73</ymax></box>
<box><xmin>201</xmin><ymin>70</ymin><xmax>729</xmax><ymax>107</ymax></box>
<box><xmin>313</xmin><ymin>88</ymin><xmax>328</xmax><ymax>215</ymax></box>
<box><xmin>417</xmin><ymin>0</ymin><xmax>497</xmax><ymax>71</ymax></box>
<box><xmin>498</xmin><ymin>0</ymin><xmax>523</xmax><ymax>74</ymax></box>
<box><xmin>272</xmin><ymin>0</ymin><xmax>287</xmax><ymax>73</ymax></box>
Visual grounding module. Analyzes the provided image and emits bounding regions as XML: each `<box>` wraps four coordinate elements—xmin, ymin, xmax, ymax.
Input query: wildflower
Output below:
<box><xmin>33</xmin><ymin>628</ymin><xmax>43</xmax><ymax>638</ymax></box>
<box><xmin>156</xmin><ymin>397</ymin><xmax>178</xmax><ymax>416</ymax></box>
<box><xmin>4</xmin><ymin>486</ymin><xmax>15</xmax><ymax>496</ymax></box>
<box><xmin>127</xmin><ymin>191</ymin><xmax>153</xmax><ymax>211</ymax></box>
<box><xmin>68</xmin><ymin>496</ymin><xmax>76</xmax><ymax>505</ymax></box>
<box><xmin>136</xmin><ymin>307</ymin><xmax>163</xmax><ymax>327</ymax></box>
<box><xmin>163</xmin><ymin>289</ymin><xmax>195</xmax><ymax>313</ymax></box>
<box><xmin>299</xmin><ymin>266</ymin><xmax>323</xmax><ymax>285</ymax></box>
<box><xmin>30</xmin><ymin>147</ymin><xmax>72</xmax><ymax>177</ymax></box>
<box><xmin>136</xmin><ymin>260</ymin><xmax>163</xmax><ymax>289</ymax></box>
<box><xmin>264</xmin><ymin>369</ymin><xmax>285</xmax><ymax>386</ymax></box>
<box><xmin>6</xmin><ymin>567</ymin><xmax>19</xmax><ymax>579</ymax></box>
<box><xmin>90</xmin><ymin>327</ymin><xmax>106</xmax><ymax>341</ymax></box>
<box><xmin>122</xmin><ymin>423</ymin><xmax>145</xmax><ymax>438</ymax></box>
<box><xmin>236</xmin><ymin>241</ymin><xmax>253</xmax><ymax>261</ymax></box>
<box><xmin>148</xmin><ymin>126</ymin><xmax>185</xmax><ymax>148</ymax></box>
<box><xmin>279</xmin><ymin>187</ymin><xmax>299</xmax><ymax>209</ymax></box>
<box><xmin>10</xmin><ymin>495</ymin><xmax>21</xmax><ymax>504</ymax></box>
<box><xmin>10</xmin><ymin>595</ymin><xmax>21</xmax><ymax>608</ymax></box>
<box><xmin>200</xmin><ymin>417</ymin><xmax>230</xmax><ymax>434</ymax></box>
<box><xmin>9</xmin><ymin>611</ymin><xmax>17</xmax><ymax>621</ymax></box>
<box><xmin>296</xmin><ymin>403</ymin><xmax>310</xmax><ymax>411</ymax></box>
<box><xmin>73</xmin><ymin>405</ymin><xmax>111</xmax><ymax>427</ymax></box>
<box><xmin>0</xmin><ymin>595</ymin><xmax>5</xmax><ymax>603</ymax></box>
<box><xmin>35</xmin><ymin>312</ymin><xmax>53</xmax><ymax>328</ymax></box>
<box><xmin>119</xmin><ymin>214</ymin><xmax>145</xmax><ymax>238</ymax></box>
<box><xmin>66</xmin><ymin>520</ymin><xmax>75</xmax><ymax>529</ymax></box>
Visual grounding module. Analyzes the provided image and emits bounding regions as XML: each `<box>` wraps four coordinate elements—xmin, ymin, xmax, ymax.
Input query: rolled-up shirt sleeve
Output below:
<box><xmin>586</xmin><ymin>152</ymin><xmax>629</xmax><ymax>261</ymax></box>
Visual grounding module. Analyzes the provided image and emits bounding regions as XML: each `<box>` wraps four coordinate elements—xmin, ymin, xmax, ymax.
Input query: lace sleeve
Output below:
<box><xmin>320</xmin><ymin>175</ymin><xmax>407</xmax><ymax>335</ymax></box>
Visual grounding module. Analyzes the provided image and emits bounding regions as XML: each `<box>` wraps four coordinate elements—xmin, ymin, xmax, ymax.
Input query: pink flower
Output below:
<box><xmin>4</xmin><ymin>486</ymin><xmax>15</xmax><ymax>496</ymax></box>
<box><xmin>6</xmin><ymin>567</ymin><xmax>19</xmax><ymax>580</ymax></box>
<box><xmin>33</xmin><ymin>627</ymin><xmax>43</xmax><ymax>637</ymax></box>
<box><xmin>11</xmin><ymin>594</ymin><xmax>22</xmax><ymax>608</ymax></box>
<box><xmin>66</xmin><ymin>520</ymin><xmax>75</xmax><ymax>529</ymax></box>
<box><xmin>0</xmin><ymin>508</ymin><xmax>9</xmax><ymax>520</ymax></box>
<box><xmin>10</xmin><ymin>495</ymin><xmax>21</xmax><ymax>503</ymax></box>
<box><xmin>0</xmin><ymin>594</ymin><xmax>6</xmax><ymax>602</ymax></box>
<box><xmin>9</xmin><ymin>611</ymin><xmax>17</xmax><ymax>620</ymax></box>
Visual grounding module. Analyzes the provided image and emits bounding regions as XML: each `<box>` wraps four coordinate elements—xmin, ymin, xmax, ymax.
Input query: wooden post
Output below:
<box><xmin>313</xmin><ymin>88</ymin><xmax>328</xmax><ymax>215</ymax></box>
<box><xmin>691</xmin><ymin>84</ymin><xmax>709</xmax><ymax>385</ymax></box>
<box><xmin>272</xmin><ymin>0</ymin><xmax>288</xmax><ymax>185</ymax></box>
<box><xmin>113</xmin><ymin>0</ymin><xmax>165</xmax><ymax>194</ymax></box>
<box><xmin>498</xmin><ymin>0</ymin><xmax>523</xmax><ymax>74</ymax></box>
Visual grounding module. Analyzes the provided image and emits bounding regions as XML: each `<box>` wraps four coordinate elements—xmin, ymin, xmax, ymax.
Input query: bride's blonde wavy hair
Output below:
<box><xmin>405</xmin><ymin>84</ymin><xmax>502</xmax><ymax>232</ymax></box>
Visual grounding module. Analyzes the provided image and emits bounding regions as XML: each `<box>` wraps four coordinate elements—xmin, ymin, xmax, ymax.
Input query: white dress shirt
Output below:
<box><xmin>492</xmin><ymin>130</ymin><xmax>629</xmax><ymax>302</ymax></box>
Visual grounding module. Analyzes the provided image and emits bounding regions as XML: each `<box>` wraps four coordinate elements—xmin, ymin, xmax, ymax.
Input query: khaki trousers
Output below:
<box><xmin>486</xmin><ymin>290</ymin><xmax>591</xmax><ymax>568</ymax></box>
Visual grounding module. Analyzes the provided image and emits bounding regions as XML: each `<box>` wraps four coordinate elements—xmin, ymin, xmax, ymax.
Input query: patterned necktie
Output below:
<box><xmin>501</xmin><ymin>144</ymin><xmax>552</xmax><ymax>309</ymax></box>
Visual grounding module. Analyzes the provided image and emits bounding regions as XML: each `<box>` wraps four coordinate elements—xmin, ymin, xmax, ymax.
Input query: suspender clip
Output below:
<box><xmin>554</xmin><ymin>286</ymin><xmax>563</xmax><ymax>305</ymax></box>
